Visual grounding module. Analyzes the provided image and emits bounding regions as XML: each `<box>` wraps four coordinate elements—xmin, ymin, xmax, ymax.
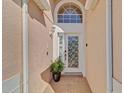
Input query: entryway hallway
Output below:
<box><xmin>2</xmin><ymin>0</ymin><xmax>122</xmax><ymax>93</ymax></box>
<box><xmin>50</xmin><ymin>75</ymin><xmax>92</xmax><ymax>93</ymax></box>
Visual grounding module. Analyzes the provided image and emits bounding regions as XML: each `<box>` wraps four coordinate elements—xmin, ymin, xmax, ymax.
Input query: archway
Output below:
<box><xmin>53</xmin><ymin>0</ymin><xmax>86</xmax><ymax>76</ymax></box>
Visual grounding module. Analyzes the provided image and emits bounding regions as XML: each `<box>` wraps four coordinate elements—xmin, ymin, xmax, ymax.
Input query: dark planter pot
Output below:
<box><xmin>52</xmin><ymin>72</ymin><xmax>61</xmax><ymax>82</ymax></box>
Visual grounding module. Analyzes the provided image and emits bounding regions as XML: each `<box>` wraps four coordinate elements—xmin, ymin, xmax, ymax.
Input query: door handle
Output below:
<box><xmin>65</xmin><ymin>50</ymin><xmax>66</xmax><ymax>60</ymax></box>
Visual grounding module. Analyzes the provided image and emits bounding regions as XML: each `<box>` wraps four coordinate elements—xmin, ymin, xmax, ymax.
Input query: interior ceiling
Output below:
<box><xmin>52</xmin><ymin>0</ymin><xmax>86</xmax><ymax>6</ymax></box>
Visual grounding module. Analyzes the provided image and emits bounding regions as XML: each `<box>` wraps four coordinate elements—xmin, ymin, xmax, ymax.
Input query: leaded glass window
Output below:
<box><xmin>58</xmin><ymin>33</ymin><xmax>64</xmax><ymax>62</ymax></box>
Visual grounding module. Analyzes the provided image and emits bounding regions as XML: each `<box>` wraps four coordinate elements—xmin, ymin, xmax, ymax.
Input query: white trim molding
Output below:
<box><xmin>54</xmin><ymin>0</ymin><xmax>85</xmax><ymax>23</ymax></box>
<box><xmin>22</xmin><ymin>0</ymin><xmax>29</xmax><ymax>93</ymax></box>
<box><xmin>106</xmin><ymin>0</ymin><xmax>113</xmax><ymax>93</ymax></box>
<box><xmin>33</xmin><ymin>0</ymin><xmax>50</xmax><ymax>11</ymax></box>
<box><xmin>52</xmin><ymin>25</ymin><xmax>64</xmax><ymax>61</ymax></box>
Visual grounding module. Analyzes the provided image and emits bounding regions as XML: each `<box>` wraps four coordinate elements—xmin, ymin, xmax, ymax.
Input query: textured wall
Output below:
<box><xmin>28</xmin><ymin>0</ymin><xmax>53</xmax><ymax>93</ymax></box>
<box><xmin>85</xmin><ymin>0</ymin><xmax>107</xmax><ymax>93</ymax></box>
<box><xmin>2</xmin><ymin>0</ymin><xmax>23</xmax><ymax>80</ymax></box>
<box><xmin>2</xmin><ymin>0</ymin><xmax>23</xmax><ymax>92</ymax></box>
<box><xmin>52</xmin><ymin>0</ymin><xmax>86</xmax><ymax>6</ymax></box>
<box><xmin>112</xmin><ymin>0</ymin><xmax>122</xmax><ymax>83</ymax></box>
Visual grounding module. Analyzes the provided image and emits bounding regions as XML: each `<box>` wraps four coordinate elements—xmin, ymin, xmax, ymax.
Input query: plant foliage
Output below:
<box><xmin>50</xmin><ymin>58</ymin><xmax>64</xmax><ymax>73</ymax></box>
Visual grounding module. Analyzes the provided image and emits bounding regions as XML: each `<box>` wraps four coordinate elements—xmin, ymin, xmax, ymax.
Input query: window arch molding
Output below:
<box><xmin>57</xmin><ymin>3</ymin><xmax>83</xmax><ymax>23</ymax></box>
<box><xmin>54</xmin><ymin>0</ymin><xmax>85</xmax><ymax>23</ymax></box>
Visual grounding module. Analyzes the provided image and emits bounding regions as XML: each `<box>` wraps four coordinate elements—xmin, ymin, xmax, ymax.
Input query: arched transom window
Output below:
<box><xmin>57</xmin><ymin>3</ymin><xmax>83</xmax><ymax>23</ymax></box>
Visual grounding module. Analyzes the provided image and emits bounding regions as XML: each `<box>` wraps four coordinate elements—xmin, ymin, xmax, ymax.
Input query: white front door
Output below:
<box><xmin>64</xmin><ymin>34</ymin><xmax>81</xmax><ymax>72</ymax></box>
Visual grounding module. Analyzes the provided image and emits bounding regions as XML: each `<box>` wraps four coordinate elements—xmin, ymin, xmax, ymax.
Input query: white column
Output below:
<box><xmin>106</xmin><ymin>0</ymin><xmax>113</xmax><ymax>93</ymax></box>
<box><xmin>22</xmin><ymin>0</ymin><xmax>29</xmax><ymax>93</ymax></box>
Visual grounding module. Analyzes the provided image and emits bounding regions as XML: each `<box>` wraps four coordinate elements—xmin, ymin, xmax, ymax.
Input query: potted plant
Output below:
<box><xmin>50</xmin><ymin>58</ymin><xmax>64</xmax><ymax>82</ymax></box>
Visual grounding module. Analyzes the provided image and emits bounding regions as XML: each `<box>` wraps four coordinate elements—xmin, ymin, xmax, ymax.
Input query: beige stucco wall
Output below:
<box><xmin>2</xmin><ymin>0</ymin><xmax>23</xmax><ymax>80</ymax></box>
<box><xmin>85</xmin><ymin>0</ymin><xmax>107</xmax><ymax>93</ymax></box>
<box><xmin>112</xmin><ymin>0</ymin><xmax>122</xmax><ymax>83</ymax></box>
<box><xmin>28</xmin><ymin>0</ymin><xmax>53</xmax><ymax>93</ymax></box>
<box><xmin>52</xmin><ymin>0</ymin><xmax>86</xmax><ymax>6</ymax></box>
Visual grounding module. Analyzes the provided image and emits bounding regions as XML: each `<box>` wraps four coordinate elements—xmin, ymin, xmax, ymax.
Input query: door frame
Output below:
<box><xmin>64</xmin><ymin>33</ymin><xmax>82</xmax><ymax>73</ymax></box>
<box><xmin>54</xmin><ymin>0</ymin><xmax>86</xmax><ymax>76</ymax></box>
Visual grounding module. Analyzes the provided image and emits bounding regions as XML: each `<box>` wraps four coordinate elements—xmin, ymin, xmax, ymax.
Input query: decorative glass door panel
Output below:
<box><xmin>68</xmin><ymin>36</ymin><xmax>79</xmax><ymax>68</ymax></box>
<box><xmin>58</xmin><ymin>33</ymin><xmax>64</xmax><ymax>62</ymax></box>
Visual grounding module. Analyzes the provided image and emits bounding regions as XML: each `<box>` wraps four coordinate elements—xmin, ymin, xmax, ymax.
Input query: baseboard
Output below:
<box><xmin>2</xmin><ymin>73</ymin><xmax>21</xmax><ymax>93</ymax></box>
<box><xmin>63</xmin><ymin>72</ymin><xmax>83</xmax><ymax>75</ymax></box>
<box><xmin>112</xmin><ymin>78</ymin><xmax>122</xmax><ymax>93</ymax></box>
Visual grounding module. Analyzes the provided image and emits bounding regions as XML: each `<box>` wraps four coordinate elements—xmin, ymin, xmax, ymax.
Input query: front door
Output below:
<box><xmin>64</xmin><ymin>34</ymin><xmax>81</xmax><ymax>72</ymax></box>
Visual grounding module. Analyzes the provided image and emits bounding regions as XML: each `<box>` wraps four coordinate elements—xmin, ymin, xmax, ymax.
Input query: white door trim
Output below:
<box><xmin>64</xmin><ymin>34</ymin><xmax>82</xmax><ymax>73</ymax></box>
<box><xmin>106</xmin><ymin>0</ymin><xmax>113</xmax><ymax>93</ymax></box>
<box><xmin>22</xmin><ymin>0</ymin><xmax>29</xmax><ymax>93</ymax></box>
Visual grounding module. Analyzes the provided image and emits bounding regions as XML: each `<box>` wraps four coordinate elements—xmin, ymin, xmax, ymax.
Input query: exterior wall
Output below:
<box><xmin>28</xmin><ymin>0</ymin><xmax>53</xmax><ymax>93</ymax></box>
<box><xmin>79</xmin><ymin>0</ymin><xmax>86</xmax><ymax>6</ymax></box>
<box><xmin>52</xmin><ymin>0</ymin><xmax>86</xmax><ymax>6</ymax></box>
<box><xmin>85</xmin><ymin>0</ymin><xmax>107</xmax><ymax>93</ymax></box>
<box><xmin>49</xmin><ymin>0</ymin><xmax>56</xmax><ymax>21</ymax></box>
<box><xmin>2</xmin><ymin>0</ymin><xmax>23</xmax><ymax>92</ymax></box>
<box><xmin>112</xmin><ymin>0</ymin><xmax>122</xmax><ymax>83</ymax></box>
<box><xmin>56</xmin><ymin>24</ymin><xmax>84</xmax><ymax>34</ymax></box>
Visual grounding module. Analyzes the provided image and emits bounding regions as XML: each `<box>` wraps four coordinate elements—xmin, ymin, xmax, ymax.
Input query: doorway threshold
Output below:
<box><xmin>63</xmin><ymin>72</ymin><xmax>83</xmax><ymax>75</ymax></box>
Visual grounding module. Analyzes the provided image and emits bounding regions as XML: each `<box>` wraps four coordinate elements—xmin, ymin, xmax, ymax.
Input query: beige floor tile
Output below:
<box><xmin>50</xmin><ymin>75</ymin><xmax>92</xmax><ymax>93</ymax></box>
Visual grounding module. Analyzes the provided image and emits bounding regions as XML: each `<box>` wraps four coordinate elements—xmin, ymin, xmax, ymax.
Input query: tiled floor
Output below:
<box><xmin>50</xmin><ymin>75</ymin><xmax>92</xmax><ymax>93</ymax></box>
